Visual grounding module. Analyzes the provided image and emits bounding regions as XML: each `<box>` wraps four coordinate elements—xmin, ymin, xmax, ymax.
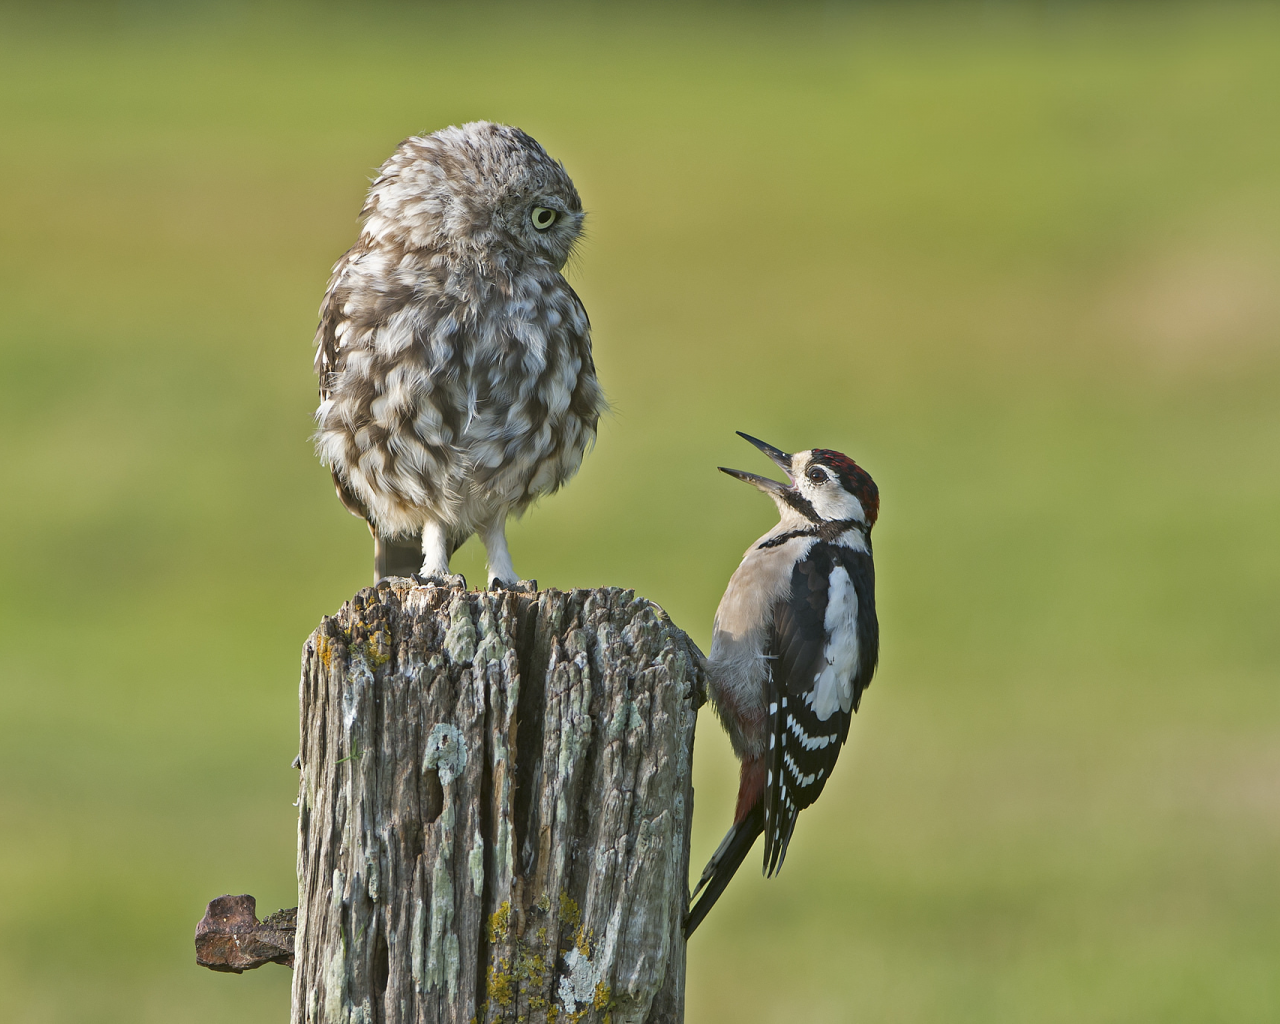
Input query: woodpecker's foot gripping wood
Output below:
<box><xmin>294</xmin><ymin>580</ymin><xmax>705</xmax><ymax>1024</ymax></box>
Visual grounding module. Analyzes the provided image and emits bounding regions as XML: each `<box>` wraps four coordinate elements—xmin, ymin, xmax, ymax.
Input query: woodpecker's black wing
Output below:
<box><xmin>762</xmin><ymin>538</ymin><xmax>878</xmax><ymax>876</ymax></box>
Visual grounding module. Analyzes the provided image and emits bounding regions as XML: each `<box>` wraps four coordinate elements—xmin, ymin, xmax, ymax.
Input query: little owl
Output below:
<box><xmin>313</xmin><ymin>122</ymin><xmax>606</xmax><ymax>588</ymax></box>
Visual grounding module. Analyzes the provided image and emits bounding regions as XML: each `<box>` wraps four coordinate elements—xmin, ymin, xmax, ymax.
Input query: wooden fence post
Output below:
<box><xmin>290</xmin><ymin>580</ymin><xmax>704</xmax><ymax>1024</ymax></box>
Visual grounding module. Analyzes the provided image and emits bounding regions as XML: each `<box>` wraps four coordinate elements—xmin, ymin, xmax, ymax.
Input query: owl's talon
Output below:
<box><xmin>489</xmin><ymin>578</ymin><xmax>537</xmax><ymax>594</ymax></box>
<box><xmin>412</xmin><ymin>572</ymin><xmax>467</xmax><ymax>590</ymax></box>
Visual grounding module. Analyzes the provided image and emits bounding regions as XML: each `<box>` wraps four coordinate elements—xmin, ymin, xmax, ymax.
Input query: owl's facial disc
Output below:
<box><xmin>531</xmin><ymin>206</ymin><xmax>558</xmax><ymax>231</ymax></box>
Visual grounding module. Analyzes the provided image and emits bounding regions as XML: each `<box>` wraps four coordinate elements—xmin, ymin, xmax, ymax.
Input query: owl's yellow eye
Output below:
<box><xmin>531</xmin><ymin>206</ymin><xmax>558</xmax><ymax>231</ymax></box>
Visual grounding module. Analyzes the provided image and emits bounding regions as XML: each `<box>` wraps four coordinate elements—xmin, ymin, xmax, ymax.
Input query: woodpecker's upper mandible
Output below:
<box><xmin>685</xmin><ymin>432</ymin><xmax>880</xmax><ymax>935</ymax></box>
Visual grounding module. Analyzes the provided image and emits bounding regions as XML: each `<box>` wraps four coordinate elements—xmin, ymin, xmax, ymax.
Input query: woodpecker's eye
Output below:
<box><xmin>806</xmin><ymin>466</ymin><xmax>828</xmax><ymax>484</ymax></box>
<box><xmin>531</xmin><ymin>206</ymin><xmax>558</xmax><ymax>231</ymax></box>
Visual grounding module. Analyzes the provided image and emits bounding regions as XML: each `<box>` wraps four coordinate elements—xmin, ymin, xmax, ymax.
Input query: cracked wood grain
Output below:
<box><xmin>293</xmin><ymin>581</ymin><xmax>705</xmax><ymax>1024</ymax></box>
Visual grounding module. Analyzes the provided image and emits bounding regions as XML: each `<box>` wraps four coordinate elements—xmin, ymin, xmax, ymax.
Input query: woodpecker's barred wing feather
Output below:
<box><xmin>762</xmin><ymin>539</ymin><xmax>878</xmax><ymax>877</ymax></box>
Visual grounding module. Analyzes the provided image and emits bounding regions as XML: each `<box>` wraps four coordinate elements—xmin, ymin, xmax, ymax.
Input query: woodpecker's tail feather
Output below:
<box><xmin>684</xmin><ymin>801</ymin><xmax>765</xmax><ymax>936</ymax></box>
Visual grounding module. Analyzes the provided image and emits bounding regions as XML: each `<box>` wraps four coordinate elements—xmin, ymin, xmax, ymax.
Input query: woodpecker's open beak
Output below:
<box><xmin>718</xmin><ymin>432</ymin><xmax>794</xmax><ymax>494</ymax></box>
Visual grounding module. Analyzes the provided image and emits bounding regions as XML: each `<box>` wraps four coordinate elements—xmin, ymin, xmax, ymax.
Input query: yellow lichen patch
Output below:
<box><xmin>546</xmin><ymin>1007</ymin><xmax>558</xmax><ymax>1023</ymax></box>
<box><xmin>574</xmin><ymin>925</ymin><xmax>593</xmax><ymax>957</ymax></box>
<box><xmin>515</xmin><ymin>949</ymin><xmax>547</xmax><ymax>984</ymax></box>
<box><xmin>487</xmin><ymin>958</ymin><xmax>514</xmax><ymax>1008</ymax></box>
<box><xmin>558</xmin><ymin>891</ymin><xmax>580</xmax><ymax>930</ymax></box>
<box><xmin>365</xmin><ymin>630</ymin><xmax>392</xmax><ymax>667</ymax></box>
<box><xmin>535</xmin><ymin>892</ymin><xmax>551</xmax><ymax>913</ymax></box>
<box><xmin>489</xmin><ymin>900</ymin><xmax>511</xmax><ymax>943</ymax></box>
<box><xmin>593</xmin><ymin>982</ymin><xmax>611</xmax><ymax>1010</ymax></box>
<box><xmin>316</xmin><ymin>632</ymin><xmax>335</xmax><ymax>670</ymax></box>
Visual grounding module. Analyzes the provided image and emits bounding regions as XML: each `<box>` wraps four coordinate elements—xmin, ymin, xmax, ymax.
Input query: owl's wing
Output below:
<box><xmin>313</xmin><ymin>239</ymin><xmax>372</xmax><ymax>401</ymax></box>
<box><xmin>562</xmin><ymin>280</ymin><xmax>591</xmax><ymax>330</ymax></box>
<box><xmin>560</xmin><ymin>280</ymin><xmax>608</xmax><ymax>428</ymax></box>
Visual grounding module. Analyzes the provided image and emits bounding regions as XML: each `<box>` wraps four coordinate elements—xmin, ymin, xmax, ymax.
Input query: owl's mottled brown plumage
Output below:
<box><xmin>313</xmin><ymin>122</ymin><xmax>605</xmax><ymax>586</ymax></box>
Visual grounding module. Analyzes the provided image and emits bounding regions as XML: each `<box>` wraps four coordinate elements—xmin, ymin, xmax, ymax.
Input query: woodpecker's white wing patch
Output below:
<box><xmin>809</xmin><ymin>565</ymin><xmax>860</xmax><ymax>721</ymax></box>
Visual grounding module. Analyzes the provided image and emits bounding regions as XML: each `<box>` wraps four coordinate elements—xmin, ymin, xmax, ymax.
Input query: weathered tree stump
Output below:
<box><xmin>293</xmin><ymin>580</ymin><xmax>705</xmax><ymax>1024</ymax></box>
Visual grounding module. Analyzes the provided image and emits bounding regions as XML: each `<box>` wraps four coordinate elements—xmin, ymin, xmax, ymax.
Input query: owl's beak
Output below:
<box><xmin>718</xmin><ymin>432</ymin><xmax>794</xmax><ymax>494</ymax></box>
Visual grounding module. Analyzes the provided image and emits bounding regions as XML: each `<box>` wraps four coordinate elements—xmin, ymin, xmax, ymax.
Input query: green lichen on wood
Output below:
<box><xmin>424</xmin><ymin>847</ymin><xmax>459</xmax><ymax>999</ymax></box>
<box><xmin>474</xmin><ymin>602</ymin><xmax>509</xmax><ymax>664</ymax></box>
<box><xmin>444</xmin><ymin>598</ymin><xmax>477</xmax><ymax>663</ymax></box>
<box><xmin>468</xmin><ymin>829</ymin><xmax>485</xmax><ymax>896</ymax></box>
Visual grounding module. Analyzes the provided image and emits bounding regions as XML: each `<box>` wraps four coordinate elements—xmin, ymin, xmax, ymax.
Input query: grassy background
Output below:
<box><xmin>2</xmin><ymin>2</ymin><xmax>1279</xmax><ymax>1021</ymax></box>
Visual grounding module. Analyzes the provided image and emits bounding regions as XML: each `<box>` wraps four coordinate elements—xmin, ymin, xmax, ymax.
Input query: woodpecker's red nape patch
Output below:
<box><xmin>811</xmin><ymin>449</ymin><xmax>879</xmax><ymax>527</ymax></box>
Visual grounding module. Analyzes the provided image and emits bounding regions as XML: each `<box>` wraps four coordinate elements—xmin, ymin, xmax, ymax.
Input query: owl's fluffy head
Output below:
<box><xmin>360</xmin><ymin>121</ymin><xmax>584</xmax><ymax>270</ymax></box>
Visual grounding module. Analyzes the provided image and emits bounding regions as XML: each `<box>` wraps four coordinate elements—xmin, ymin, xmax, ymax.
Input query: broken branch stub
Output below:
<box><xmin>195</xmin><ymin>895</ymin><xmax>296</xmax><ymax>973</ymax></box>
<box><xmin>294</xmin><ymin>581</ymin><xmax>705</xmax><ymax>1024</ymax></box>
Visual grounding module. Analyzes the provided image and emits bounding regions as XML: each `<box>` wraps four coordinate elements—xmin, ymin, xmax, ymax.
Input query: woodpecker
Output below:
<box><xmin>685</xmin><ymin>432</ymin><xmax>880</xmax><ymax>936</ymax></box>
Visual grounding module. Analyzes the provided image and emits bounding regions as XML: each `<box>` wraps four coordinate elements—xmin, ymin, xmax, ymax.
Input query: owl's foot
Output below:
<box><xmin>488</xmin><ymin>578</ymin><xmax>538</xmax><ymax>594</ymax></box>
<box><xmin>411</xmin><ymin>572</ymin><xmax>468</xmax><ymax>590</ymax></box>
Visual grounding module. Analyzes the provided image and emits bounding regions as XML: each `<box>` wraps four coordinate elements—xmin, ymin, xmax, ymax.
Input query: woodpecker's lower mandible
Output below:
<box><xmin>685</xmin><ymin>431</ymin><xmax>881</xmax><ymax>936</ymax></box>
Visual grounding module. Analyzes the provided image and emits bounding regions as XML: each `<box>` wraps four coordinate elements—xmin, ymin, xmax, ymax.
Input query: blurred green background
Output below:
<box><xmin>2</xmin><ymin>1</ymin><xmax>1279</xmax><ymax>1021</ymax></box>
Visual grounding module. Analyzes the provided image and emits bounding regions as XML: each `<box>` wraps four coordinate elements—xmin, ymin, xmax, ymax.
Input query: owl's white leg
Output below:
<box><xmin>479</xmin><ymin>518</ymin><xmax>518</xmax><ymax>588</ymax></box>
<box><xmin>420</xmin><ymin>520</ymin><xmax>451</xmax><ymax>577</ymax></box>
<box><xmin>412</xmin><ymin>520</ymin><xmax>467</xmax><ymax>588</ymax></box>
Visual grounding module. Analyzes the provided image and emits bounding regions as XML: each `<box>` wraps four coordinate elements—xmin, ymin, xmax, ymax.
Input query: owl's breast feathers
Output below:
<box><xmin>313</xmin><ymin>242</ymin><xmax>605</xmax><ymax>539</ymax></box>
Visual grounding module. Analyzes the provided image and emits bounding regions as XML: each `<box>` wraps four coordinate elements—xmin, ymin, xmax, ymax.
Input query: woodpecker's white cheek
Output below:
<box><xmin>809</xmin><ymin>565</ymin><xmax>860</xmax><ymax>720</ymax></box>
<box><xmin>809</xmin><ymin>487</ymin><xmax>865</xmax><ymax>523</ymax></box>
